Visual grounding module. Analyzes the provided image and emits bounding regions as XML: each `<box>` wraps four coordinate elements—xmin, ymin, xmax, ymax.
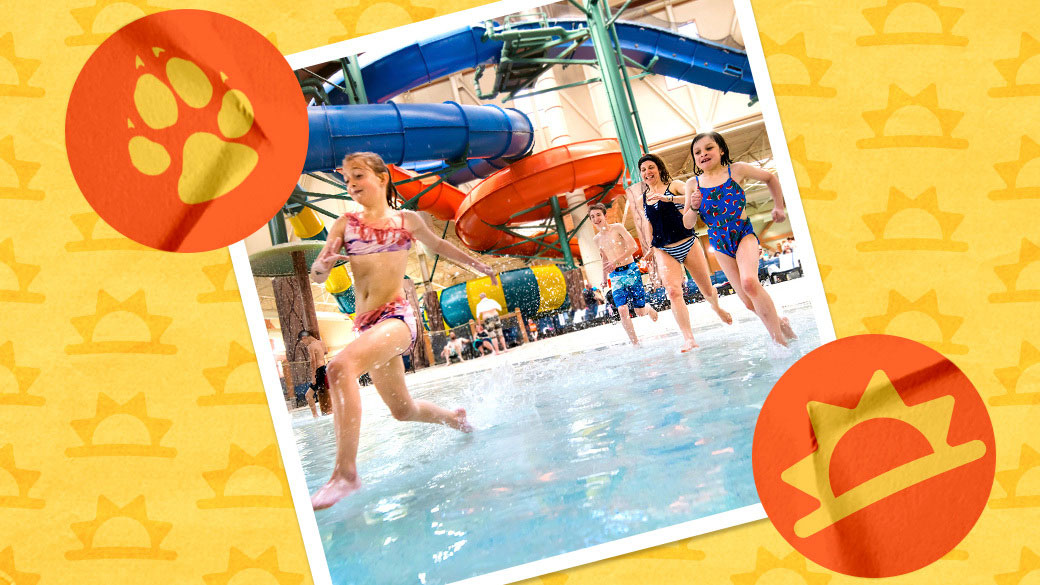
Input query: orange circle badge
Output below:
<box><xmin>66</xmin><ymin>10</ymin><xmax>307</xmax><ymax>252</ymax></box>
<box><xmin>752</xmin><ymin>334</ymin><xmax>995</xmax><ymax>577</ymax></box>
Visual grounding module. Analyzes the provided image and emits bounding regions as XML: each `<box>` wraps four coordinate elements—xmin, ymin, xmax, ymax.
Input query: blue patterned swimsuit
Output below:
<box><xmin>696</xmin><ymin>166</ymin><xmax>758</xmax><ymax>258</ymax></box>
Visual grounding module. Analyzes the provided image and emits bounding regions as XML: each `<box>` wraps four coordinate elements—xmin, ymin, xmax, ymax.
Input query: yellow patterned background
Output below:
<box><xmin>1</xmin><ymin>0</ymin><xmax>1037</xmax><ymax>583</ymax></box>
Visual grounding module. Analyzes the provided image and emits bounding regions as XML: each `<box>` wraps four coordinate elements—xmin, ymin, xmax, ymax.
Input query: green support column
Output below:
<box><xmin>586</xmin><ymin>0</ymin><xmax>644</xmax><ymax>178</ymax></box>
<box><xmin>268</xmin><ymin>211</ymin><xmax>288</xmax><ymax>244</ymax></box>
<box><xmin>549</xmin><ymin>196</ymin><xmax>575</xmax><ymax>269</ymax></box>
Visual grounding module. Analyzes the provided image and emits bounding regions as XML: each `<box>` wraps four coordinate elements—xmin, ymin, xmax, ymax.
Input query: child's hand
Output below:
<box><xmin>772</xmin><ymin>206</ymin><xmax>787</xmax><ymax>223</ymax></box>
<box><xmin>688</xmin><ymin>190</ymin><xmax>702</xmax><ymax>210</ymax></box>
<box><xmin>312</xmin><ymin>237</ymin><xmax>348</xmax><ymax>276</ymax></box>
<box><xmin>480</xmin><ymin>265</ymin><xmax>499</xmax><ymax>286</ymax></box>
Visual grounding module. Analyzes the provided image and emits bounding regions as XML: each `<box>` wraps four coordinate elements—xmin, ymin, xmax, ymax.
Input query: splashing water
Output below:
<box><xmin>293</xmin><ymin>303</ymin><xmax>821</xmax><ymax>585</ymax></box>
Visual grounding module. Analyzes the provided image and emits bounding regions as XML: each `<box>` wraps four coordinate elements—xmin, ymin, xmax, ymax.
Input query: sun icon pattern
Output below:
<box><xmin>1</xmin><ymin>0</ymin><xmax>1039</xmax><ymax>583</ymax></box>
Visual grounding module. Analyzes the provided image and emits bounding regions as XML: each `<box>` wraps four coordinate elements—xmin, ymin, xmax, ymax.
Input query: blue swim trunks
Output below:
<box><xmin>610</xmin><ymin>261</ymin><xmax>646</xmax><ymax>308</ymax></box>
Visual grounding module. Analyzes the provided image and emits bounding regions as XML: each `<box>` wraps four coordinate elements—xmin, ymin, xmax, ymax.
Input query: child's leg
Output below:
<box><xmin>717</xmin><ymin>236</ymin><xmax>787</xmax><ymax>345</ymax></box>
<box><xmin>370</xmin><ymin>353</ymin><xmax>471</xmax><ymax>431</ymax></box>
<box><xmin>311</xmin><ymin>318</ymin><xmax>412</xmax><ymax>510</ymax></box>
<box><xmin>681</xmin><ymin>239</ymin><xmax>733</xmax><ymax>325</ymax></box>
<box><xmin>305</xmin><ymin>387</ymin><xmax>318</xmax><ymax>418</ymax></box>
<box><xmin>654</xmin><ymin>248</ymin><xmax>697</xmax><ymax>350</ymax></box>
<box><xmin>617</xmin><ymin>304</ymin><xmax>638</xmax><ymax>345</ymax></box>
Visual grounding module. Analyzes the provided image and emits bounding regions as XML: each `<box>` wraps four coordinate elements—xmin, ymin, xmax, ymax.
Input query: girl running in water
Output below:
<box><xmin>684</xmin><ymin>132</ymin><xmax>796</xmax><ymax>346</ymax></box>
<box><xmin>308</xmin><ymin>152</ymin><xmax>498</xmax><ymax>510</ymax></box>
<box><xmin>626</xmin><ymin>153</ymin><xmax>732</xmax><ymax>352</ymax></box>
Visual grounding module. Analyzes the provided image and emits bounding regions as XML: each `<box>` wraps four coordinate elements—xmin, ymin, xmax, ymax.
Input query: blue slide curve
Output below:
<box><xmin>304</xmin><ymin>102</ymin><xmax>534</xmax><ymax>173</ymax></box>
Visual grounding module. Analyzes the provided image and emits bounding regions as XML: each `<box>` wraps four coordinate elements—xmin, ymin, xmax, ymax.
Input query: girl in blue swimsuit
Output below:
<box><xmin>683</xmin><ymin>132</ymin><xmax>796</xmax><ymax>346</ymax></box>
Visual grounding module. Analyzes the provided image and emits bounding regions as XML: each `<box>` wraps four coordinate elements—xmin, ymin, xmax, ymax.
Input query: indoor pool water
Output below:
<box><xmin>292</xmin><ymin>303</ymin><xmax>821</xmax><ymax>585</ymax></box>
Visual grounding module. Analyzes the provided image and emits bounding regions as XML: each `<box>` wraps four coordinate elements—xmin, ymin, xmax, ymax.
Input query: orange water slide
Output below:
<box><xmin>454</xmin><ymin>139</ymin><xmax>626</xmax><ymax>258</ymax></box>
<box><xmin>388</xmin><ymin>166</ymin><xmax>467</xmax><ymax>221</ymax></box>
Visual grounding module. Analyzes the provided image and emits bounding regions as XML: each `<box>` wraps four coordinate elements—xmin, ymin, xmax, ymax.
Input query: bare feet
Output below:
<box><xmin>311</xmin><ymin>474</ymin><xmax>362</xmax><ymax>510</ymax></box>
<box><xmin>713</xmin><ymin>303</ymin><xmax>733</xmax><ymax>325</ymax></box>
<box><xmin>780</xmin><ymin>317</ymin><xmax>797</xmax><ymax>341</ymax></box>
<box><xmin>680</xmin><ymin>338</ymin><xmax>700</xmax><ymax>352</ymax></box>
<box><xmin>449</xmin><ymin>408</ymin><xmax>474</xmax><ymax>433</ymax></box>
<box><xmin>770</xmin><ymin>329</ymin><xmax>789</xmax><ymax>347</ymax></box>
<box><xmin>649</xmin><ymin>307</ymin><xmax>659</xmax><ymax>322</ymax></box>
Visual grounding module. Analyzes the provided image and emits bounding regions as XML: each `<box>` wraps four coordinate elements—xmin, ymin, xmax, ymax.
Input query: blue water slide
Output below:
<box><xmin>304</xmin><ymin>101</ymin><xmax>534</xmax><ymax>173</ymax></box>
<box><xmin>312</xmin><ymin>20</ymin><xmax>753</xmax><ymax>182</ymax></box>
<box><xmin>326</xmin><ymin>20</ymin><xmax>754</xmax><ymax>104</ymax></box>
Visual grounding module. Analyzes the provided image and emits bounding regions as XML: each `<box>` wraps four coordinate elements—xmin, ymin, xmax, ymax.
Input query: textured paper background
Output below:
<box><xmin>1</xmin><ymin>0</ymin><xmax>1038</xmax><ymax>583</ymax></box>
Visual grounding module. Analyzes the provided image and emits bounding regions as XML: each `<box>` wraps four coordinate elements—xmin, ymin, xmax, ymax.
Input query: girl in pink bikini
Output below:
<box><xmin>308</xmin><ymin>152</ymin><xmax>498</xmax><ymax>510</ymax></box>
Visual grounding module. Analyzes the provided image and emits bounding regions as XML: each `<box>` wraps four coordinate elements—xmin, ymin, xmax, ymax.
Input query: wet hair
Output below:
<box><xmin>342</xmin><ymin>152</ymin><xmax>400</xmax><ymax>209</ymax></box>
<box><xmin>588</xmin><ymin>202</ymin><xmax>607</xmax><ymax>215</ymax></box>
<box><xmin>690</xmin><ymin>131</ymin><xmax>733</xmax><ymax>175</ymax></box>
<box><xmin>637</xmin><ymin>153</ymin><xmax>673</xmax><ymax>196</ymax></box>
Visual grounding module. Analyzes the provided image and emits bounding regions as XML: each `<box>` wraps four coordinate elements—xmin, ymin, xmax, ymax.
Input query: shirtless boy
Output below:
<box><xmin>589</xmin><ymin>203</ymin><xmax>658</xmax><ymax>345</ymax></box>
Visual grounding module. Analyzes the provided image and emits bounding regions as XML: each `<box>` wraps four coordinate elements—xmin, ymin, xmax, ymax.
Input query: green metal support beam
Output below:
<box><xmin>586</xmin><ymin>0</ymin><xmax>645</xmax><ymax>178</ymax></box>
<box><xmin>549</xmin><ymin>195</ymin><xmax>575</xmax><ymax>268</ymax></box>
<box><xmin>268</xmin><ymin>211</ymin><xmax>288</xmax><ymax>244</ymax></box>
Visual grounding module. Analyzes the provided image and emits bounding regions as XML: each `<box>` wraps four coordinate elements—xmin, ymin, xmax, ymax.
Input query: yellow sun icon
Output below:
<box><xmin>0</xmin><ymin>444</ymin><xmax>44</xmax><ymax>509</ymax></box>
<box><xmin>0</xmin><ymin>33</ymin><xmax>44</xmax><ymax>98</ymax></box>
<box><xmin>862</xmin><ymin>290</ymin><xmax>967</xmax><ymax>354</ymax></box>
<box><xmin>202</xmin><ymin>547</ymin><xmax>304</xmax><ymax>585</ymax></box>
<box><xmin>66</xmin><ymin>289</ymin><xmax>176</xmax><ymax>354</ymax></box>
<box><xmin>990</xmin><ymin>444</ymin><xmax>1040</xmax><ymax>509</ymax></box>
<box><xmin>329</xmin><ymin>0</ymin><xmax>437</xmax><ymax>41</ymax></box>
<box><xmin>857</xmin><ymin>85</ymin><xmax>967</xmax><ymax>150</ymax></box>
<box><xmin>0</xmin><ymin>546</ymin><xmax>40</xmax><ymax>585</ymax></box>
<box><xmin>66</xmin><ymin>393</ymin><xmax>176</xmax><ymax>458</ymax></box>
<box><xmin>786</xmin><ymin>136</ymin><xmax>836</xmax><ymax>201</ymax></box>
<box><xmin>989</xmin><ymin>136</ymin><xmax>1040</xmax><ymax>201</ymax></box>
<box><xmin>198</xmin><ymin>341</ymin><xmax>265</xmax><ymax>406</ymax></box>
<box><xmin>0</xmin><ymin>238</ymin><xmax>44</xmax><ymax>304</ymax></box>
<box><xmin>197</xmin><ymin>444</ymin><xmax>293</xmax><ymax>509</ymax></box>
<box><xmin>990</xmin><ymin>239</ymin><xmax>1040</xmax><ymax>303</ymax></box>
<box><xmin>0</xmin><ymin>136</ymin><xmax>44</xmax><ymax>200</ymax></box>
<box><xmin>64</xmin><ymin>0</ymin><xmax>166</xmax><ymax>47</ymax></box>
<box><xmin>991</xmin><ymin>341</ymin><xmax>1040</xmax><ymax>406</ymax></box>
<box><xmin>65</xmin><ymin>211</ymin><xmax>150</xmax><ymax>252</ymax></box>
<box><xmin>990</xmin><ymin>33</ymin><xmax>1040</xmax><ymax>98</ymax></box>
<box><xmin>857</xmin><ymin>187</ymin><xmax>967</xmax><ymax>252</ymax></box>
<box><xmin>781</xmin><ymin>370</ymin><xmax>986</xmax><ymax>538</ymax></box>
<box><xmin>198</xmin><ymin>255</ymin><xmax>240</xmax><ymax>303</ymax></box>
<box><xmin>994</xmin><ymin>547</ymin><xmax>1040</xmax><ymax>585</ymax></box>
<box><xmin>762</xmin><ymin>33</ymin><xmax>836</xmax><ymax>97</ymax></box>
<box><xmin>0</xmin><ymin>340</ymin><xmax>43</xmax><ymax>406</ymax></box>
<box><xmin>856</xmin><ymin>0</ymin><xmax>967</xmax><ymax>46</ymax></box>
<box><xmin>66</xmin><ymin>495</ymin><xmax>176</xmax><ymax>560</ymax></box>
<box><xmin>730</xmin><ymin>547</ymin><xmax>832</xmax><ymax>585</ymax></box>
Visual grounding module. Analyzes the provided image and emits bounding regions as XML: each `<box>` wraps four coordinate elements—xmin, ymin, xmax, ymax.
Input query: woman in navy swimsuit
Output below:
<box><xmin>683</xmin><ymin>132</ymin><xmax>796</xmax><ymax>346</ymax></box>
<box><xmin>627</xmin><ymin>153</ymin><xmax>732</xmax><ymax>352</ymax></box>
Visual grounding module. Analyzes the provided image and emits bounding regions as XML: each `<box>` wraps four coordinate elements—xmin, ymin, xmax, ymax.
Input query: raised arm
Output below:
<box><xmin>309</xmin><ymin>215</ymin><xmax>349</xmax><ymax>284</ymax></box>
<box><xmin>402</xmin><ymin>210</ymin><xmax>498</xmax><ymax>285</ymax></box>
<box><xmin>733</xmin><ymin>162</ymin><xmax>786</xmax><ymax>223</ymax></box>
<box><xmin>682</xmin><ymin>178</ymin><xmax>702</xmax><ymax>230</ymax></box>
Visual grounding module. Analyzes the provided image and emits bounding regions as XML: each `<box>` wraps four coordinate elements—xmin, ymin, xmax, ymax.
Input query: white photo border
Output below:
<box><xmin>230</xmin><ymin>0</ymin><xmax>839</xmax><ymax>583</ymax></box>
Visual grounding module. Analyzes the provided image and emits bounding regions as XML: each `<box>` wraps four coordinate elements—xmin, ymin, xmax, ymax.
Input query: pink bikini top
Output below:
<box><xmin>341</xmin><ymin>212</ymin><xmax>413</xmax><ymax>255</ymax></box>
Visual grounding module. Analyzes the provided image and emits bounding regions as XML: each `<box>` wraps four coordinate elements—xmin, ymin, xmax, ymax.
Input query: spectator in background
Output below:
<box><xmin>475</xmin><ymin>292</ymin><xmax>506</xmax><ymax>352</ymax></box>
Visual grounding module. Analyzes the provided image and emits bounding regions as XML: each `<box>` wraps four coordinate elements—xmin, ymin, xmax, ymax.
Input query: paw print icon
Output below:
<box><xmin>67</xmin><ymin>10</ymin><xmax>307</xmax><ymax>252</ymax></box>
